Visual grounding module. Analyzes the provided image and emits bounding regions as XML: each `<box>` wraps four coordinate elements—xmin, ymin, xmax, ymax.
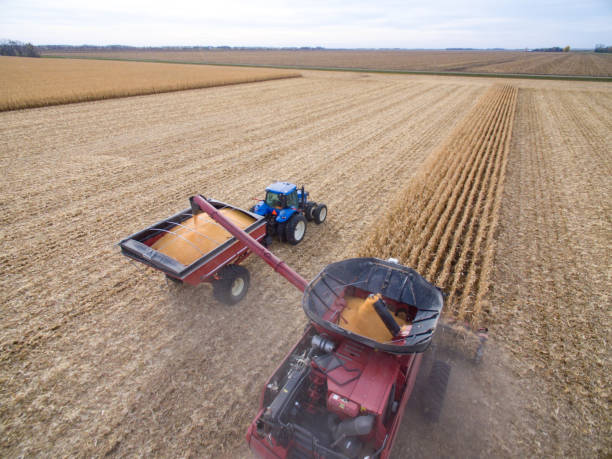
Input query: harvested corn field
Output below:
<box><xmin>0</xmin><ymin>56</ymin><xmax>299</xmax><ymax>111</ymax></box>
<box><xmin>44</xmin><ymin>49</ymin><xmax>612</xmax><ymax>77</ymax></box>
<box><xmin>0</xmin><ymin>70</ymin><xmax>610</xmax><ymax>458</ymax></box>
<box><xmin>360</xmin><ymin>84</ymin><xmax>517</xmax><ymax>326</ymax></box>
<box><xmin>489</xmin><ymin>86</ymin><xmax>612</xmax><ymax>456</ymax></box>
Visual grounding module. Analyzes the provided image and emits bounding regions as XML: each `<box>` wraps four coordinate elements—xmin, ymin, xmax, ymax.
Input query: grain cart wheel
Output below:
<box><xmin>422</xmin><ymin>360</ymin><xmax>451</xmax><ymax>423</ymax></box>
<box><xmin>213</xmin><ymin>265</ymin><xmax>250</xmax><ymax>305</ymax></box>
<box><xmin>305</xmin><ymin>202</ymin><xmax>316</xmax><ymax>221</ymax></box>
<box><xmin>285</xmin><ymin>214</ymin><xmax>307</xmax><ymax>245</ymax></box>
<box><xmin>314</xmin><ymin>204</ymin><xmax>327</xmax><ymax>224</ymax></box>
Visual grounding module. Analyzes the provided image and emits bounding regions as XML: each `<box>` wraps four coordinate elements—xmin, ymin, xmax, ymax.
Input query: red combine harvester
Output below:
<box><xmin>191</xmin><ymin>195</ymin><xmax>449</xmax><ymax>459</ymax></box>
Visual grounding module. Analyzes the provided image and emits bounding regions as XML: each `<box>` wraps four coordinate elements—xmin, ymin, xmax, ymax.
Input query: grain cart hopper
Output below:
<box><xmin>190</xmin><ymin>195</ymin><xmax>450</xmax><ymax>459</ymax></box>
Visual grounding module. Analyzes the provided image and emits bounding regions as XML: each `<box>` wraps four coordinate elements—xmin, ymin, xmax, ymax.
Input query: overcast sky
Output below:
<box><xmin>1</xmin><ymin>0</ymin><xmax>610</xmax><ymax>49</ymax></box>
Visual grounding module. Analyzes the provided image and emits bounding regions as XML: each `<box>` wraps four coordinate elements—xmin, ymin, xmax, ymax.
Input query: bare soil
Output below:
<box><xmin>0</xmin><ymin>71</ymin><xmax>610</xmax><ymax>458</ymax></box>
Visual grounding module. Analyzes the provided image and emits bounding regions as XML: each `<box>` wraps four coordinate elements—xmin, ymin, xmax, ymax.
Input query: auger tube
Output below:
<box><xmin>192</xmin><ymin>194</ymin><xmax>309</xmax><ymax>293</ymax></box>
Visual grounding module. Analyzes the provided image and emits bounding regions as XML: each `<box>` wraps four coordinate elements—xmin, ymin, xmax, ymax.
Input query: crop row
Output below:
<box><xmin>359</xmin><ymin>84</ymin><xmax>518</xmax><ymax>325</ymax></box>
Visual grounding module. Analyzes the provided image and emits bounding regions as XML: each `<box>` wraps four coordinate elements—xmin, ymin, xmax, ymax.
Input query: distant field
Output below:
<box><xmin>43</xmin><ymin>49</ymin><xmax>612</xmax><ymax>77</ymax></box>
<box><xmin>0</xmin><ymin>56</ymin><xmax>299</xmax><ymax>110</ymax></box>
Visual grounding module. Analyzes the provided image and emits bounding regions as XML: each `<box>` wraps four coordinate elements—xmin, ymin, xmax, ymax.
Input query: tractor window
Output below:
<box><xmin>265</xmin><ymin>192</ymin><xmax>282</xmax><ymax>208</ymax></box>
<box><xmin>286</xmin><ymin>191</ymin><xmax>299</xmax><ymax>208</ymax></box>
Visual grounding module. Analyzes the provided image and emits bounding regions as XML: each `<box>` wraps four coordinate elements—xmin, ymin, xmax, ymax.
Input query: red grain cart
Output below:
<box><xmin>118</xmin><ymin>197</ymin><xmax>266</xmax><ymax>304</ymax></box>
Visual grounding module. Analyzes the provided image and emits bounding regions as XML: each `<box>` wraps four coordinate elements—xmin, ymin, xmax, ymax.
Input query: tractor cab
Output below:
<box><xmin>263</xmin><ymin>182</ymin><xmax>299</xmax><ymax>211</ymax></box>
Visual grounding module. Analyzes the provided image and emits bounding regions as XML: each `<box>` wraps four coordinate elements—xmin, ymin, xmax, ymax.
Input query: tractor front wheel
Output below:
<box><xmin>314</xmin><ymin>204</ymin><xmax>327</xmax><ymax>224</ymax></box>
<box><xmin>285</xmin><ymin>214</ymin><xmax>307</xmax><ymax>245</ymax></box>
<box><xmin>213</xmin><ymin>265</ymin><xmax>250</xmax><ymax>305</ymax></box>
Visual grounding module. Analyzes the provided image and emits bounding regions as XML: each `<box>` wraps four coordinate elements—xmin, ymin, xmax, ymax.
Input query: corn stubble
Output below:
<box><xmin>360</xmin><ymin>85</ymin><xmax>518</xmax><ymax>326</ymax></box>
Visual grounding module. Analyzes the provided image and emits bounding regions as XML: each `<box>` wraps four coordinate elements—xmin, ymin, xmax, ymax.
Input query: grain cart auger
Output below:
<box><xmin>191</xmin><ymin>195</ymin><xmax>450</xmax><ymax>459</ymax></box>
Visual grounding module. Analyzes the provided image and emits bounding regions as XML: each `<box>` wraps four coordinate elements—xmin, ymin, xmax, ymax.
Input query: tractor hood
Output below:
<box><xmin>302</xmin><ymin>258</ymin><xmax>444</xmax><ymax>354</ymax></box>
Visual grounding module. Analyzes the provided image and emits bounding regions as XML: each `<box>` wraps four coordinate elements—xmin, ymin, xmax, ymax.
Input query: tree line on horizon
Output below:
<box><xmin>37</xmin><ymin>44</ymin><xmax>612</xmax><ymax>53</ymax></box>
<box><xmin>0</xmin><ymin>40</ymin><xmax>40</xmax><ymax>57</ymax></box>
<box><xmin>3</xmin><ymin>41</ymin><xmax>612</xmax><ymax>55</ymax></box>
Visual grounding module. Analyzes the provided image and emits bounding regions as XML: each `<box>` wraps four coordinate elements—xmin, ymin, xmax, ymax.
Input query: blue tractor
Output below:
<box><xmin>250</xmin><ymin>182</ymin><xmax>327</xmax><ymax>245</ymax></box>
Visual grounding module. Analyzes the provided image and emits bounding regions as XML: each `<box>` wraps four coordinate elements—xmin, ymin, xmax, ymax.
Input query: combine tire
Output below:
<box><xmin>285</xmin><ymin>214</ymin><xmax>307</xmax><ymax>245</ymax></box>
<box><xmin>422</xmin><ymin>360</ymin><xmax>451</xmax><ymax>423</ymax></box>
<box><xmin>314</xmin><ymin>204</ymin><xmax>327</xmax><ymax>224</ymax></box>
<box><xmin>213</xmin><ymin>265</ymin><xmax>250</xmax><ymax>305</ymax></box>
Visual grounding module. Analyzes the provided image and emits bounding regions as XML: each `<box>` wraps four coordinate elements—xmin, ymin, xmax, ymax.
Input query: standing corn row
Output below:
<box><xmin>359</xmin><ymin>84</ymin><xmax>518</xmax><ymax>326</ymax></box>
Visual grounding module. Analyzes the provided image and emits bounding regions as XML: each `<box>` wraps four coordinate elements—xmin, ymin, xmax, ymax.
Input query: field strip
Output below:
<box><xmin>0</xmin><ymin>56</ymin><xmax>301</xmax><ymax>111</ymax></box>
<box><xmin>489</xmin><ymin>86</ymin><xmax>611</xmax><ymax>456</ymax></box>
<box><xmin>359</xmin><ymin>84</ymin><xmax>518</xmax><ymax>325</ymax></box>
<box><xmin>43</xmin><ymin>54</ymin><xmax>612</xmax><ymax>81</ymax></box>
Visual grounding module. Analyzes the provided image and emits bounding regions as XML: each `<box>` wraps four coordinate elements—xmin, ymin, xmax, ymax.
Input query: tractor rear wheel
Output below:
<box><xmin>305</xmin><ymin>202</ymin><xmax>316</xmax><ymax>221</ymax></box>
<box><xmin>422</xmin><ymin>360</ymin><xmax>451</xmax><ymax>423</ymax></box>
<box><xmin>285</xmin><ymin>214</ymin><xmax>307</xmax><ymax>245</ymax></box>
<box><xmin>213</xmin><ymin>265</ymin><xmax>250</xmax><ymax>305</ymax></box>
<box><xmin>314</xmin><ymin>204</ymin><xmax>327</xmax><ymax>224</ymax></box>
